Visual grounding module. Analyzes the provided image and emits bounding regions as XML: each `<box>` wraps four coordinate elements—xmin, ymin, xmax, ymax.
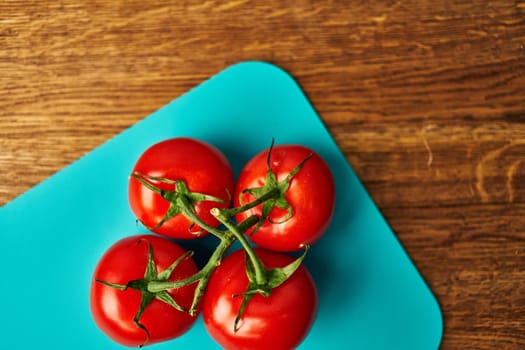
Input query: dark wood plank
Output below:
<box><xmin>386</xmin><ymin>203</ymin><xmax>525</xmax><ymax>349</ymax></box>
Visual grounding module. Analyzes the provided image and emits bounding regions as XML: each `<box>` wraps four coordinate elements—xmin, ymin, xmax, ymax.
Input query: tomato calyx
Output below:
<box><xmin>232</xmin><ymin>246</ymin><xmax>309</xmax><ymax>332</ymax></box>
<box><xmin>96</xmin><ymin>238</ymin><xmax>194</xmax><ymax>347</ymax></box>
<box><xmin>131</xmin><ymin>172</ymin><xmax>228</xmax><ymax>236</ymax></box>
<box><xmin>237</xmin><ymin>140</ymin><xmax>312</xmax><ymax>235</ymax></box>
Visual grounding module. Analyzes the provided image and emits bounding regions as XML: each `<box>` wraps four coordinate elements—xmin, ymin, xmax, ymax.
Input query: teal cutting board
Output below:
<box><xmin>0</xmin><ymin>62</ymin><xmax>442</xmax><ymax>349</ymax></box>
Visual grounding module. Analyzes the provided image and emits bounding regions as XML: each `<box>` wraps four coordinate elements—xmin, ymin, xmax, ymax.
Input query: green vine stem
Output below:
<box><xmin>147</xmin><ymin>215</ymin><xmax>259</xmax><ymax>315</ymax></box>
<box><xmin>220</xmin><ymin>187</ymin><xmax>280</xmax><ymax>217</ymax></box>
<box><xmin>210</xmin><ymin>207</ymin><xmax>268</xmax><ymax>286</ymax></box>
<box><xmin>133</xmin><ymin>170</ymin><xmax>284</xmax><ymax>304</ymax></box>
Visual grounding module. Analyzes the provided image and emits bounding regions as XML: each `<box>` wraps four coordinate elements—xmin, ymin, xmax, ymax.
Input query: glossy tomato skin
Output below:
<box><xmin>90</xmin><ymin>235</ymin><xmax>199</xmax><ymax>347</ymax></box>
<box><xmin>235</xmin><ymin>145</ymin><xmax>335</xmax><ymax>252</ymax></box>
<box><xmin>129</xmin><ymin>138</ymin><xmax>234</xmax><ymax>239</ymax></box>
<box><xmin>202</xmin><ymin>249</ymin><xmax>318</xmax><ymax>350</ymax></box>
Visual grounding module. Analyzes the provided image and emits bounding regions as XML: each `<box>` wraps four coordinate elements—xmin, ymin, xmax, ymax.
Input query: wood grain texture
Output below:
<box><xmin>1</xmin><ymin>1</ymin><xmax>524</xmax><ymax>348</ymax></box>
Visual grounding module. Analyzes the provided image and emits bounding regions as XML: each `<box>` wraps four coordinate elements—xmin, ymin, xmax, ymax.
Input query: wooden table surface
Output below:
<box><xmin>1</xmin><ymin>1</ymin><xmax>524</xmax><ymax>348</ymax></box>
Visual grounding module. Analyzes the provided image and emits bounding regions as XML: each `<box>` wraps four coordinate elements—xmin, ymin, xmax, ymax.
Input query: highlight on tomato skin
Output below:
<box><xmin>90</xmin><ymin>235</ymin><xmax>200</xmax><ymax>347</ymax></box>
<box><xmin>234</xmin><ymin>144</ymin><xmax>336</xmax><ymax>252</ymax></box>
<box><xmin>202</xmin><ymin>248</ymin><xmax>318</xmax><ymax>350</ymax></box>
<box><xmin>128</xmin><ymin>137</ymin><xmax>234</xmax><ymax>240</ymax></box>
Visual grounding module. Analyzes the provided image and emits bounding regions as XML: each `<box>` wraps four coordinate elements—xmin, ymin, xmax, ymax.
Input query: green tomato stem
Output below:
<box><xmin>175</xmin><ymin>195</ymin><xmax>226</xmax><ymax>239</ymax></box>
<box><xmin>147</xmin><ymin>234</ymin><xmax>234</xmax><ymax>315</ymax></box>
<box><xmin>211</xmin><ymin>208</ymin><xmax>268</xmax><ymax>286</ymax></box>
<box><xmin>147</xmin><ymin>215</ymin><xmax>260</xmax><ymax>315</ymax></box>
<box><xmin>221</xmin><ymin>187</ymin><xmax>280</xmax><ymax>216</ymax></box>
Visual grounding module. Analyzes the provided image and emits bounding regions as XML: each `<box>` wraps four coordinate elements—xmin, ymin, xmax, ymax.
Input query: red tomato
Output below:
<box><xmin>202</xmin><ymin>248</ymin><xmax>318</xmax><ymax>350</ymax></box>
<box><xmin>234</xmin><ymin>145</ymin><xmax>335</xmax><ymax>252</ymax></box>
<box><xmin>90</xmin><ymin>235</ymin><xmax>199</xmax><ymax>347</ymax></box>
<box><xmin>129</xmin><ymin>138</ymin><xmax>234</xmax><ymax>239</ymax></box>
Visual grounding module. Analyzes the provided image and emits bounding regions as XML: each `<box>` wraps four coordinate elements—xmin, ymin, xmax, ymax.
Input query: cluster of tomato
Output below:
<box><xmin>90</xmin><ymin>137</ymin><xmax>335</xmax><ymax>350</ymax></box>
